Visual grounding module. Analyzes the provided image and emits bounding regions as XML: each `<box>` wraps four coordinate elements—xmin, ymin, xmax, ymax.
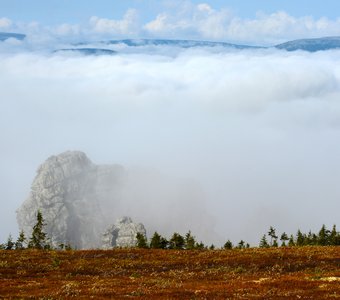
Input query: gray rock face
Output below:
<box><xmin>102</xmin><ymin>216</ymin><xmax>146</xmax><ymax>249</ymax></box>
<box><xmin>16</xmin><ymin>151</ymin><xmax>125</xmax><ymax>249</ymax></box>
<box><xmin>17</xmin><ymin>150</ymin><xmax>215</xmax><ymax>249</ymax></box>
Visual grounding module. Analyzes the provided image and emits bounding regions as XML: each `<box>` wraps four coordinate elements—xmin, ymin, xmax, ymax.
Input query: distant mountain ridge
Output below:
<box><xmin>55</xmin><ymin>48</ymin><xmax>116</xmax><ymax>56</ymax></box>
<box><xmin>1</xmin><ymin>31</ymin><xmax>340</xmax><ymax>53</ymax></box>
<box><xmin>0</xmin><ymin>32</ymin><xmax>26</xmax><ymax>41</ymax></box>
<box><xmin>103</xmin><ymin>38</ymin><xmax>259</xmax><ymax>49</ymax></box>
<box><xmin>70</xmin><ymin>36</ymin><xmax>340</xmax><ymax>53</ymax></box>
<box><xmin>275</xmin><ymin>36</ymin><xmax>340</xmax><ymax>52</ymax></box>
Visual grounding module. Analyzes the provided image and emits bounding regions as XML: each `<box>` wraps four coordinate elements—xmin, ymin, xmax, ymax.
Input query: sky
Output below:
<box><xmin>1</xmin><ymin>0</ymin><xmax>340</xmax><ymax>23</ymax></box>
<box><xmin>1</xmin><ymin>0</ymin><xmax>340</xmax><ymax>45</ymax></box>
<box><xmin>1</xmin><ymin>1</ymin><xmax>340</xmax><ymax>246</ymax></box>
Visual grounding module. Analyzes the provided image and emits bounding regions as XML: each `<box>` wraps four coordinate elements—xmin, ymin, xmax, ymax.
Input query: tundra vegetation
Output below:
<box><xmin>1</xmin><ymin>212</ymin><xmax>340</xmax><ymax>298</ymax></box>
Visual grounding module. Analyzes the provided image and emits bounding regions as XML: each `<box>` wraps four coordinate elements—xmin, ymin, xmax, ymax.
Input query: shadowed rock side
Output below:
<box><xmin>16</xmin><ymin>151</ymin><xmax>125</xmax><ymax>249</ymax></box>
<box><xmin>102</xmin><ymin>216</ymin><xmax>146</xmax><ymax>249</ymax></box>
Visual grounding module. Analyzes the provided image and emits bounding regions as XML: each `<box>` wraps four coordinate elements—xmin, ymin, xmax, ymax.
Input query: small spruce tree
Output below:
<box><xmin>318</xmin><ymin>224</ymin><xmax>330</xmax><ymax>246</ymax></box>
<box><xmin>150</xmin><ymin>232</ymin><xmax>162</xmax><ymax>249</ymax></box>
<box><xmin>237</xmin><ymin>240</ymin><xmax>245</xmax><ymax>249</ymax></box>
<box><xmin>329</xmin><ymin>225</ymin><xmax>336</xmax><ymax>246</ymax></box>
<box><xmin>259</xmin><ymin>235</ymin><xmax>269</xmax><ymax>248</ymax></box>
<box><xmin>296</xmin><ymin>229</ymin><xmax>305</xmax><ymax>246</ymax></box>
<box><xmin>223</xmin><ymin>240</ymin><xmax>233</xmax><ymax>250</ymax></box>
<box><xmin>268</xmin><ymin>226</ymin><xmax>278</xmax><ymax>247</ymax></box>
<box><xmin>136</xmin><ymin>232</ymin><xmax>148</xmax><ymax>248</ymax></box>
<box><xmin>15</xmin><ymin>230</ymin><xmax>26</xmax><ymax>250</ymax></box>
<box><xmin>160</xmin><ymin>237</ymin><xmax>169</xmax><ymax>249</ymax></box>
<box><xmin>195</xmin><ymin>241</ymin><xmax>205</xmax><ymax>250</ymax></box>
<box><xmin>28</xmin><ymin>210</ymin><xmax>47</xmax><ymax>249</ymax></box>
<box><xmin>169</xmin><ymin>233</ymin><xmax>185</xmax><ymax>250</ymax></box>
<box><xmin>288</xmin><ymin>234</ymin><xmax>295</xmax><ymax>247</ymax></box>
<box><xmin>184</xmin><ymin>231</ymin><xmax>196</xmax><ymax>250</ymax></box>
<box><xmin>5</xmin><ymin>234</ymin><xmax>14</xmax><ymax>250</ymax></box>
<box><xmin>280</xmin><ymin>232</ymin><xmax>289</xmax><ymax>247</ymax></box>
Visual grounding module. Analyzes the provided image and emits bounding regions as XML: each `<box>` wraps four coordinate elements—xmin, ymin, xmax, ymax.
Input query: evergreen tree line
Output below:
<box><xmin>258</xmin><ymin>225</ymin><xmax>340</xmax><ymax>248</ymax></box>
<box><xmin>136</xmin><ymin>231</ymin><xmax>209</xmax><ymax>250</ymax></box>
<box><xmin>0</xmin><ymin>211</ymin><xmax>71</xmax><ymax>251</ymax></box>
<box><xmin>1</xmin><ymin>211</ymin><xmax>340</xmax><ymax>250</ymax></box>
<box><xmin>137</xmin><ymin>224</ymin><xmax>340</xmax><ymax>250</ymax></box>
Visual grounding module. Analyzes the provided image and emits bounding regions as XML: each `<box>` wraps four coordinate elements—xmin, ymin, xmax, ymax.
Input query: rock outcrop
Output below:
<box><xmin>16</xmin><ymin>151</ymin><xmax>125</xmax><ymax>249</ymax></box>
<box><xmin>17</xmin><ymin>150</ymin><xmax>215</xmax><ymax>249</ymax></box>
<box><xmin>102</xmin><ymin>216</ymin><xmax>146</xmax><ymax>249</ymax></box>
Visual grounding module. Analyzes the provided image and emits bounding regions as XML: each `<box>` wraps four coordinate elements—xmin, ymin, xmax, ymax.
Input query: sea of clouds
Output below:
<box><xmin>1</xmin><ymin>33</ymin><xmax>340</xmax><ymax>246</ymax></box>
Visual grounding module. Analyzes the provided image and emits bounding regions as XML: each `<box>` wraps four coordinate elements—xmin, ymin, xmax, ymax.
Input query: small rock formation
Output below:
<box><xmin>102</xmin><ymin>217</ymin><xmax>146</xmax><ymax>249</ymax></box>
<box><xmin>16</xmin><ymin>151</ymin><xmax>125</xmax><ymax>249</ymax></box>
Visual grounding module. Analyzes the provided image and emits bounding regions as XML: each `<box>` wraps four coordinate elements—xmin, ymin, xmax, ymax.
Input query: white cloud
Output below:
<box><xmin>144</xmin><ymin>3</ymin><xmax>232</xmax><ymax>40</ymax></box>
<box><xmin>2</xmin><ymin>2</ymin><xmax>340</xmax><ymax>45</ymax></box>
<box><xmin>226</xmin><ymin>11</ymin><xmax>340</xmax><ymax>44</ymax></box>
<box><xmin>144</xmin><ymin>3</ymin><xmax>340</xmax><ymax>44</ymax></box>
<box><xmin>54</xmin><ymin>23</ymin><xmax>81</xmax><ymax>36</ymax></box>
<box><xmin>1</xmin><ymin>48</ymin><xmax>340</xmax><ymax>244</ymax></box>
<box><xmin>0</xmin><ymin>17</ymin><xmax>12</xmax><ymax>29</ymax></box>
<box><xmin>89</xmin><ymin>9</ymin><xmax>139</xmax><ymax>35</ymax></box>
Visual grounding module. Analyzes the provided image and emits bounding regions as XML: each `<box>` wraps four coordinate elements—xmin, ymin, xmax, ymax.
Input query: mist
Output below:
<box><xmin>1</xmin><ymin>45</ymin><xmax>340</xmax><ymax>246</ymax></box>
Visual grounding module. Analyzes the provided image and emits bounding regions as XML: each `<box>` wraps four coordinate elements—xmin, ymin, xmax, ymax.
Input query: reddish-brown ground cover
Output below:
<box><xmin>0</xmin><ymin>247</ymin><xmax>339</xmax><ymax>299</ymax></box>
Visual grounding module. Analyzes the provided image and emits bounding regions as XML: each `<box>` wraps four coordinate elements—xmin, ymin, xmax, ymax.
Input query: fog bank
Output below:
<box><xmin>1</xmin><ymin>46</ymin><xmax>340</xmax><ymax>245</ymax></box>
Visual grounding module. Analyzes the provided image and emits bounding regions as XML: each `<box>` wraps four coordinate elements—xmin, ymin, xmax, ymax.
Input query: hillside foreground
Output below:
<box><xmin>0</xmin><ymin>247</ymin><xmax>340</xmax><ymax>299</ymax></box>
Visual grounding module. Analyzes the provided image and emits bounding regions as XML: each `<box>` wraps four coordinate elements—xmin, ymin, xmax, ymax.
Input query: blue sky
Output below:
<box><xmin>1</xmin><ymin>0</ymin><xmax>340</xmax><ymax>24</ymax></box>
<box><xmin>1</xmin><ymin>0</ymin><xmax>340</xmax><ymax>44</ymax></box>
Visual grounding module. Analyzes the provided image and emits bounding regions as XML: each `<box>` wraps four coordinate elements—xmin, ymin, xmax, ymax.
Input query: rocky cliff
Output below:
<box><xmin>16</xmin><ymin>151</ymin><xmax>125</xmax><ymax>249</ymax></box>
<box><xmin>102</xmin><ymin>216</ymin><xmax>146</xmax><ymax>249</ymax></box>
<box><xmin>17</xmin><ymin>150</ymin><xmax>215</xmax><ymax>249</ymax></box>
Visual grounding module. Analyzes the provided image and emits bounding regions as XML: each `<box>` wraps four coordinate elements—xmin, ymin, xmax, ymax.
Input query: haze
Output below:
<box><xmin>1</xmin><ymin>43</ymin><xmax>340</xmax><ymax>246</ymax></box>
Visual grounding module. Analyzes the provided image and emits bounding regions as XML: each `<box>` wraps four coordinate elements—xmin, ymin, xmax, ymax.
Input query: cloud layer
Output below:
<box><xmin>1</xmin><ymin>44</ymin><xmax>340</xmax><ymax>245</ymax></box>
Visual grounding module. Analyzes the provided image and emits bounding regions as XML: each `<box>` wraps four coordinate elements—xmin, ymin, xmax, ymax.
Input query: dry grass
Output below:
<box><xmin>0</xmin><ymin>247</ymin><xmax>339</xmax><ymax>299</ymax></box>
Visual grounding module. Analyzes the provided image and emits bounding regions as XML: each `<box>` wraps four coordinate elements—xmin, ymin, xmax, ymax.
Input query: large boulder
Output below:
<box><xmin>16</xmin><ymin>151</ymin><xmax>125</xmax><ymax>249</ymax></box>
<box><xmin>102</xmin><ymin>216</ymin><xmax>146</xmax><ymax>249</ymax></box>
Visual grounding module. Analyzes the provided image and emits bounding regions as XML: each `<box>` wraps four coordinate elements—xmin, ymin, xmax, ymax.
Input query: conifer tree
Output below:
<box><xmin>268</xmin><ymin>226</ymin><xmax>278</xmax><ymax>246</ymax></box>
<box><xmin>280</xmin><ymin>232</ymin><xmax>289</xmax><ymax>247</ymax></box>
<box><xmin>306</xmin><ymin>231</ymin><xmax>313</xmax><ymax>246</ymax></box>
<box><xmin>5</xmin><ymin>234</ymin><xmax>14</xmax><ymax>250</ymax></box>
<box><xmin>28</xmin><ymin>210</ymin><xmax>47</xmax><ymax>249</ymax></box>
<box><xmin>160</xmin><ymin>236</ymin><xmax>169</xmax><ymax>249</ymax></box>
<box><xmin>329</xmin><ymin>225</ymin><xmax>338</xmax><ymax>246</ymax></box>
<box><xmin>223</xmin><ymin>240</ymin><xmax>233</xmax><ymax>250</ymax></box>
<box><xmin>195</xmin><ymin>241</ymin><xmax>205</xmax><ymax>250</ymax></box>
<box><xmin>311</xmin><ymin>233</ymin><xmax>318</xmax><ymax>245</ymax></box>
<box><xmin>296</xmin><ymin>229</ymin><xmax>305</xmax><ymax>246</ymax></box>
<box><xmin>259</xmin><ymin>235</ymin><xmax>269</xmax><ymax>248</ymax></box>
<box><xmin>318</xmin><ymin>225</ymin><xmax>329</xmax><ymax>246</ymax></box>
<box><xmin>169</xmin><ymin>233</ymin><xmax>185</xmax><ymax>249</ymax></box>
<box><xmin>184</xmin><ymin>231</ymin><xmax>196</xmax><ymax>250</ymax></box>
<box><xmin>15</xmin><ymin>230</ymin><xmax>26</xmax><ymax>250</ymax></box>
<box><xmin>136</xmin><ymin>232</ymin><xmax>148</xmax><ymax>248</ymax></box>
<box><xmin>288</xmin><ymin>234</ymin><xmax>295</xmax><ymax>247</ymax></box>
<box><xmin>237</xmin><ymin>240</ymin><xmax>245</xmax><ymax>249</ymax></box>
<box><xmin>150</xmin><ymin>232</ymin><xmax>162</xmax><ymax>249</ymax></box>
